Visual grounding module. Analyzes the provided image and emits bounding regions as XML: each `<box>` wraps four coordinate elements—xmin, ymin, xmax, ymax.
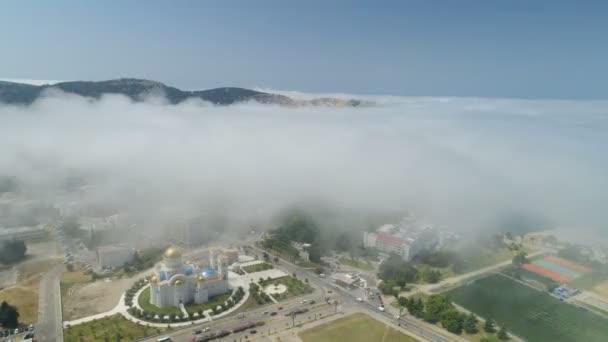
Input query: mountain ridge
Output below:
<box><xmin>0</xmin><ymin>78</ymin><xmax>372</xmax><ymax>107</ymax></box>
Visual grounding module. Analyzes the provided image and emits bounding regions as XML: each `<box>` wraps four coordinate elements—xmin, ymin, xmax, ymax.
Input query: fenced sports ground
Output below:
<box><xmin>523</xmin><ymin>255</ymin><xmax>592</xmax><ymax>283</ymax></box>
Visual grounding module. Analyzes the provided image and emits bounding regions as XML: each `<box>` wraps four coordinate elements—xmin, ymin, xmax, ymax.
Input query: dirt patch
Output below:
<box><xmin>0</xmin><ymin>258</ymin><xmax>60</xmax><ymax>323</ymax></box>
<box><xmin>63</xmin><ymin>269</ymin><xmax>151</xmax><ymax>320</ymax></box>
<box><xmin>592</xmin><ymin>281</ymin><xmax>608</xmax><ymax>297</ymax></box>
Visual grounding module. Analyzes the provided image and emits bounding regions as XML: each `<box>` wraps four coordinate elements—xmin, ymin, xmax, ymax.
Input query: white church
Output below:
<box><xmin>149</xmin><ymin>247</ymin><xmax>230</xmax><ymax>308</ymax></box>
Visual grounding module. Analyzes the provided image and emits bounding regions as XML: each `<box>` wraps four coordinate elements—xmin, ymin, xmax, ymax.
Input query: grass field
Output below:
<box><xmin>137</xmin><ymin>287</ymin><xmax>232</xmax><ymax>316</ymax></box>
<box><xmin>137</xmin><ymin>287</ymin><xmax>181</xmax><ymax>315</ymax></box>
<box><xmin>64</xmin><ymin>314</ymin><xmax>168</xmax><ymax>341</ymax></box>
<box><xmin>0</xmin><ymin>286</ymin><xmax>38</xmax><ymax>324</ymax></box>
<box><xmin>299</xmin><ymin>313</ymin><xmax>419</xmax><ymax>342</ymax></box>
<box><xmin>242</xmin><ymin>262</ymin><xmax>273</xmax><ymax>273</ymax></box>
<box><xmin>453</xmin><ymin>243</ymin><xmax>517</xmax><ymax>274</ymax></box>
<box><xmin>0</xmin><ymin>259</ymin><xmax>59</xmax><ymax>323</ymax></box>
<box><xmin>448</xmin><ymin>274</ymin><xmax>608</xmax><ymax>342</ymax></box>
<box><xmin>570</xmin><ymin>272</ymin><xmax>608</xmax><ymax>293</ymax></box>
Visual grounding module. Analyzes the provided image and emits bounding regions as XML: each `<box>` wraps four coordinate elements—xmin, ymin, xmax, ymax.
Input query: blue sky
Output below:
<box><xmin>1</xmin><ymin>0</ymin><xmax>607</xmax><ymax>98</ymax></box>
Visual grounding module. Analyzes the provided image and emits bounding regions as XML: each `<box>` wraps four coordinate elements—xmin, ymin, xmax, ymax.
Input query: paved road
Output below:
<box><xmin>135</xmin><ymin>241</ymin><xmax>463</xmax><ymax>342</ymax></box>
<box><xmin>162</xmin><ymin>302</ymin><xmax>336</xmax><ymax>342</ymax></box>
<box><xmin>248</xmin><ymin>245</ymin><xmax>463</xmax><ymax>342</ymax></box>
<box><xmin>140</xmin><ymin>293</ymin><xmax>331</xmax><ymax>342</ymax></box>
<box><xmin>37</xmin><ymin>264</ymin><xmax>64</xmax><ymax>342</ymax></box>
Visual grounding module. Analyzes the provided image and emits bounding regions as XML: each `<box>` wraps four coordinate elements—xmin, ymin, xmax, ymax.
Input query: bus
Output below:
<box><xmin>157</xmin><ymin>337</ymin><xmax>172</xmax><ymax>342</ymax></box>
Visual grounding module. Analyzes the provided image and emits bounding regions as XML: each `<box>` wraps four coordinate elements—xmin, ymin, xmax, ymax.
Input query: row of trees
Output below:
<box><xmin>124</xmin><ymin>278</ymin><xmax>147</xmax><ymax>307</ymax></box>
<box><xmin>398</xmin><ymin>295</ymin><xmax>508</xmax><ymax>339</ymax></box>
<box><xmin>0</xmin><ymin>301</ymin><xmax>19</xmax><ymax>328</ymax></box>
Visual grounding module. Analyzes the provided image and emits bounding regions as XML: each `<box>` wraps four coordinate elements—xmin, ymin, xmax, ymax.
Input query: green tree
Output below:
<box><xmin>422</xmin><ymin>269</ymin><xmax>441</xmax><ymax>284</ymax></box>
<box><xmin>0</xmin><ymin>301</ymin><xmax>20</xmax><ymax>328</ymax></box>
<box><xmin>0</xmin><ymin>239</ymin><xmax>27</xmax><ymax>264</ymax></box>
<box><xmin>484</xmin><ymin>318</ymin><xmax>496</xmax><ymax>333</ymax></box>
<box><xmin>378</xmin><ymin>254</ymin><xmax>417</xmax><ymax>287</ymax></box>
<box><xmin>440</xmin><ymin>309</ymin><xmax>464</xmax><ymax>334</ymax></box>
<box><xmin>463</xmin><ymin>313</ymin><xmax>478</xmax><ymax>334</ymax></box>
<box><xmin>423</xmin><ymin>295</ymin><xmax>451</xmax><ymax>324</ymax></box>
<box><xmin>512</xmin><ymin>252</ymin><xmax>528</xmax><ymax>268</ymax></box>
<box><xmin>497</xmin><ymin>325</ymin><xmax>509</xmax><ymax>340</ymax></box>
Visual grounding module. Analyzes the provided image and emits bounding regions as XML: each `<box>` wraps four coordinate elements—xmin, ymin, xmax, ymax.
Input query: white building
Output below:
<box><xmin>291</xmin><ymin>242</ymin><xmax>311</xmax><ymax>261</ymax></box>
<box><xmin>364</xmin><ymin>220</ymin><xmax>438</xmax><ymax>261</ymax></box>
<box><xmin>0</xmin><ymin>226</ymin><xmax>46</xmax><ymax>241</ymax></box>
<box><xmin>149</xmin><ymin>247</ymin><xmax>230</xmax><ymax>308</ymax></box>
<box><xmin>97</xmin><ymin>244</ymin><xmax>135</xmax><ymax>269</ymax></box>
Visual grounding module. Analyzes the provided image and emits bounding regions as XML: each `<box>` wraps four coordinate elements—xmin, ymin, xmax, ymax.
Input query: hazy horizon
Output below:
<box><xmin>1</xmin><ymin>89</ymin><xmax>606</xmax><ymax>242</ymax></box>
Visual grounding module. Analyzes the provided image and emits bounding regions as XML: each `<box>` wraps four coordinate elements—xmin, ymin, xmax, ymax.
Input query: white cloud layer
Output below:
<box><xmin>0</xmin><ymin>93</ymin><xmax>606</xmax><ymax>237</ymax></box>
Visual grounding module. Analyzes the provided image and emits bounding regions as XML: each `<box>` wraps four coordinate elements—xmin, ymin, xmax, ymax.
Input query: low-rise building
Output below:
<box><xmin>291</xmin><ymin>242</ymin><xmax>311</xmax><ymax>261</ymax></box>
<box><xmin>364</xmin><ymin>217</ymin><xmax>438</xmax><ymax>261</ymax></box>
<box><xmin>331</xmin><ymin>272</ymin><xmax>360</xmax><ymax>288</ymax></box>
<box><xmin>97</xmin><ymin>244</ymin><xmax>135</xmax><ymax>269</ymax></box>
<box><xmin>0</xmin><ymin>226</ymin><xmax>46</xmax><ymax>241</ymax></box>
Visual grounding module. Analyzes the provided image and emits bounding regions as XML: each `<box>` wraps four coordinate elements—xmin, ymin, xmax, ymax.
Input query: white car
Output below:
<box><xmin>203</xmin><ymin>327</ymin><xmax>210</xmax><ymax>332</ymax></box>
<box><xmin>378</xmin><ymin>306</ymin><xmax>385</xmax><ymax>312</ymax></box>
<box><xmin>300</xmin><ymin>300</ymin><xmax>307</xmax><ymax>304</ymax></box>
<box><xmin>356</xmin><ymin>297</ymin><xmax>363</xmax><ymax>302</ymax></box>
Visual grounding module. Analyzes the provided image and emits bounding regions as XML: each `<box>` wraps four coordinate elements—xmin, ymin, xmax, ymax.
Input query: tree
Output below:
<box><xmin>378</xmin><ymin>254</ymin><xmax>417</xmax><ymax>287</ymax></box>
<box><xmin>422</xmin><ymin>269</ymin><xmax>441</xmax><ymax>284</ymax></box>
<box><xmin>307</xmin><ymin>242</ymin><xmax>321</xmax><ymax>263</ymax></box>
<box><xmin>423</xmin><ymin>295</ymin><xmax>451</xmax><ymax>324</ymax></box>
<box><xmin>0</xmin><ymin>301</ymin><xmax>20</xmax><ymax>328</ymax></box>
<box><xmin>412</xmin><ymin>298</ymin><xmax>425</xmax><ymax>318</ymax></box>
<box><xmin>484</xmin><ymin>318</ymin><xmax>496</xmax><ymax>333</ymax></box>
<box><xmin>440</xmin><ymin>309</ymin><xmax>464</xmax><ymax>334</ymax></box>
<box><xmin>398</xmin><ymin>296</ymin><xmax>408</xmax><ymax>307</ymax></box>
<box><xmin>0</xmin><ymin>239</ymin><xmax>27</xmax><ymax>264</ymax></box>
<box><xmin>512</xmin><ymin>252</ymin><xmax>528</xmax><ymax>268</ymax></box>
<box><xmin>463</xmin><ymin>313</ymin><xmax>478</xmax><ymax>334</ymax></box>
<box><xmin>497</xmin><ymin>325</ymin><xmax>509</xmax><ymax>340</ymax></box>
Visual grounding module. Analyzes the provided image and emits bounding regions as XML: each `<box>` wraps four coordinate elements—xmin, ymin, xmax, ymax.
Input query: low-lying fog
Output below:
<box><xmin>1</xmin><ymin>92</ymin><xmax>606</xmax><ymax>239</ymax></box>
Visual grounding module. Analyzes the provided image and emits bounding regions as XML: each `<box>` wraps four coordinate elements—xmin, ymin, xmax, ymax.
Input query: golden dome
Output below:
<box><xmin>164</xmin><ymin>247</ymin><xmax>182</xmax><ymax>259</ymax></box>
<box><xmin>150</xmin><ymin>274</ymin><xmax>158</xmax><ymax>283</ymax></box>
<box><xmin>173</xmin><ymin>279</ymin><xmax>184</xmax><ymax>286</ymax></box>
<box><xmin>197</xmin><ymin>275</ymin><xmax>205</xmax><ymax>282</ymax></box>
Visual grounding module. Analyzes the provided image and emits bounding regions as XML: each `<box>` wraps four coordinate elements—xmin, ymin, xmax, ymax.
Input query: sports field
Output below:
<box><xmin>299</xmin><ymin>313</ymin><xmax>419</xmax><ymax>342</ymax></box>
<box><xmin>448</xmin><ymin>274</ymin><xmax>608</xmax><ymax>342</ymax></box>
<box><xmin>523</xmin><ymin>255</ymin><xmax>592</xmax><ymax>283</ymax></box>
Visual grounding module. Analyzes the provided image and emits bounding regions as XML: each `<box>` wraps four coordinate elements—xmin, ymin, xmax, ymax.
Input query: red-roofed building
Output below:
<box><xmin>364</xmin><ymin>219</ymin><xmax>438</xmax><ymax>261</ymax></box>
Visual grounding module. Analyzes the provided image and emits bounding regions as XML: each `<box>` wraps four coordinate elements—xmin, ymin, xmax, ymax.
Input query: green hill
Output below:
<box><xmin>0</xmin><ymin>78</ymin><xmax>371</xmax><ymax>107</ymax></box>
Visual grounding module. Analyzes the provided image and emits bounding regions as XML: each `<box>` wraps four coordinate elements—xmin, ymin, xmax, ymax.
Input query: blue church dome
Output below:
<box><xmin>201</xmin><ymin>267</ymin><xmax>217</xmax><ymax>278</ymax></box>
<box><xmin>183</xmin><ymin>265</ymin><xmax>194</xmax><ymax>275</ymax></box>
